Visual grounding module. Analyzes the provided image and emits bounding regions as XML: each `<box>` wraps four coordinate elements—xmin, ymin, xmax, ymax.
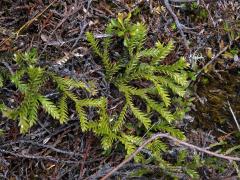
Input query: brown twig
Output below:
<box><xmin>1</xmin><ymin>61</ymin><xmax>14</xmax><ymax>75</ymax></box>
<box><xmin>40</xmin><ymin>1</ymin><xmax>83</xmax><ymax>56</ymax></box>
<box><xmin>0</xmin><ymin>140</ymin><xmax>83</xmax><ymax>157</ymax></box>
<box><xmin>200</xmin><ymin>0</ymin><xmax>216</xmax><ymax>27</ymax></box>
<box><xmin>72</xmin><ymin>0</ymin><xmax>93</xmax><ymax>48</ymax></box>
<box><xmin>0</xmin><ymin>148</ymin><xmax>103</xmax><ymax>164</ymax></box>
<box><xmin>0</xmin><ymin>0</ymin><xmax>57</xmax><ymax>47</ymax></box>
<box><xmin>163</xmin><ymin>0</ymin><xmax>190</xmax><ymax>51</ymax></box>
<box><xmin>101</xmin><ymin>133</ymin><xmax>240</xmax><ymax>180</ymax></box>
<box><xmin>0</xmin><ymin>148</ymin><xmax>80</xmax><ymax>164</ymax></box>
<box><xmin>195</xmin><ymin>45</ymin><xmax>229</xmax><ymax>78</ymax></box>
<box><xmin>227</xmin><ymin>101</ymin><xmax>240</xmax><ymax>132</ymax></box>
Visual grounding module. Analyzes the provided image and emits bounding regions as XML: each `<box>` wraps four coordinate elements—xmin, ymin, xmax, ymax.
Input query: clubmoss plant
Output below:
<box><xmin>86</xmin><ymin>13</ymin><xmax>193</xmax><ymax>176</ymax></box>
<box><xmin>0</xmin><ymin>49</ymin><xmax>105</xmax><ymax>133</ymax></box>
<box><xmin>0</xmin><ymin>14</ymin><xmax>194</xmax><ymax>178</ymax></box>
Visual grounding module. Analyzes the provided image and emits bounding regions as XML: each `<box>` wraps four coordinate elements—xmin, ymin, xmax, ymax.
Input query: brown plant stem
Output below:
<box><xmin>101</xmin><ymin>133</ymin><xmax>240</xmax><ymax>180</ymax></box>
<box><xmin>163</xmin><ymin>0</ymin><xmax>190</xmax><ymax>51</ymax></box>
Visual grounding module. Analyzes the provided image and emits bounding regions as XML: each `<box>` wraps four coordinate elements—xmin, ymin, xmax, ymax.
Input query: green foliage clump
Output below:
<box><xmin>86</xmin><ymin>13</ymin><xmax>192</xmax><ymax>176</ymax></box>
<box><xmin>0</xmin><ymin>49</ymin><xmax>103</xmax><ymax>133</ymax></box>
<box><xmin>0</xmin><ymin>14</ymin><xmax>192</xmax><ymax>177</ymax></box>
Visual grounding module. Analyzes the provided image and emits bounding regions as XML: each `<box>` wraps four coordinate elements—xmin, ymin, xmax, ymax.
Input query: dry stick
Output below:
<box><xmin>200</xmin><ymin>0</ymin><xmax>216</xmax><ymax>27</ymax></box>
<box><xmin>0</xmin><ymin>148</ymin><xmax>102</xmax><ymax>164</ymax></box>
<box><xmin>163</xmin><ymin>0</ymin><xmax>189</xmax><ymax>51</ymax></box>
<box><xmin>72</xmin><ymin>0</ymin><xmax>93</xmax><ymax>48</ymax></box>
<box><xmin>1</xmin><ymin>61</ymin><xmax>14</xmax><ymax>75</ymax></box>
<box><xmin>40</xmin><ymin>1</ymin><xmax>83</xmax><ymax>56</ymax></box>
<box><xmin>0</xmin><ymin>140</ymin><xmax>83</xmax><ymax>157</ymax></box>
<box><xmin>195</xmin><ymin>35</ymin><xmax>240</xmax><ymax>79</ymax></box>
<box><xmin>195</xmin><ymin>45</ymin><xmax>229</xmax><ymax>78</ymax></box>
<box><xmin>0</xmin><ymin>149</ymin><xmax>79</xmax><ymax>164</ymax></box>
<box><xmin>227</xmin><ymin>101</ymin><xmax>240</xmax><ymax>132</ymax></box>
<box><xmin>0</xmin><ymin>0</ymin><xmax>57</xmax><ymax>47</ymax></box>
<box><xmin>101</xmin><ymin>133</ymin><xmax>240</xmax><ymax>180</ymax></box>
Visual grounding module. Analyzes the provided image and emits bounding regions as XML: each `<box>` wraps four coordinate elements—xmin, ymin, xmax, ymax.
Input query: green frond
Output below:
<box><xmin>138</xmin><ymin>63</ymin><xmax>155</xmax><ymax>74</ymax></box>
<box><xmin>27</xmin><ymin>96</ymin><xmax>39</xmax><ymax>127</ymax></box>
<box><xmin>156</xmin><ymin>76</ymin><xmax>186</xmax><ymax>97</ymax></box>
<box><xmin>169</xmin><ymin>72</ymin><xmax>188</xmax><ymax>87</ymax></box>
<box><xmin>101</xmin><ymin>136</ymin><xmax>115</xmax><ymax>150</ymax></box>
<box><xmin>102</xmin><ymin>37</ymin><xmax>118</xmax><ymax>79</ymax></box>
<box><xmin>11</xmin><ymin>70</ymin><xmax>28</xmax><ymax>93</ymax></box>
<box><xmin>23</xmin><ymin>48</ymin><xmax>38</xmax><ymax>65</ymax></box>
<box><xmin>147</xmin><ymin>139</ymin><xmax>168</xmax><ymax>153</ymax></box>
<box><xmin>79</xmin><ymin>97</ymin><xmax>110</xmax><ymax>135</ymax></box>
<box><xmin>17</xmin><ymin>99</ymin><xmax>31</xmax><ymax>127</ymax></box>
<box><xmin>138</xmin><ymin>48</ymin><xmax>160</xmax><ymax>58</ymax></box>
<box><xmin>144</xmin><ymin>86</ymin><xmax>158</xmax><ymax>95</ymax></box>
<box><xmin>155</xmin><ymin>58</ymin><xmax>189</xmax><ymax>87</ymax></box>
<box><xmin>62</xmin><ymin>78</ymin><xmax>88</xmax><ymax>90</ymax></box>
<box><xmin>19</xmin><ymin>113</ymin><xmax>30</xmax><ymax>133</ymax></box>
<box><xmin>64</xmin><ymin>90</ymin><xmax>79</xmax><ymax>102</ymax></box>
<box><xmin>157</xmin><ymin>106</ymin><xmax>175</xmax><ymax>122</ymax></box>
<box><xmin>124</xmin><ymin>53</ymin><xmax>141</xmax><ymax>76</ymax></box>
<box><xmin>37</xmin><ymin>95</ymin><xmax>60</xmax><ymax>119</ymax></box>
<box><xmin>52</xmin><ymin>75</ymin><xmax>88</xmax><ymax>91</ymax></box>
<box><xmin>127</xmin><ymin>96</ymin><xmax>151</xmax><ymax>129</ymax></box>
<box><xmin>18</xmin><ymin>94</ymin><xmax>32</xmax><ymax>117</ymax></box>
<box><xmin>0</xmin><ymin>16</ymin><xmax>195</xmax><ymax>178</ymax></box>
<box><xmin>113</xmin><ymin>104</ymin><xmax>128</xmax><ymax>132</ymax></box>
<box><xmin>127</xmin><ymin>22</ymin><xmax>147</xmax><ymax>53</ymax></box>
<box><xmin>52</xmin><ymin>76</ymin><xmax>68</xmax><ymax>92</ymax></box>
<box><xmin>97</xmin><ymin>117</ymin><xmax>112</xmax><ymax>135</ymax></box>
<box><xmin>168</xmin><ymin>57</ymin><xmax>189</xmax><ymax>71</ymax></box>
<box><xmin>151</xmin><ymin>40</ymin><xmax>174</xmax><ymax>65</ymax></box>
<box><xmin>1</xmin><ymin>105</ymin><xmax>19</xmax><ymax>121</ymax></box>
<box><xmin>124</xmin><ymin>141</ymin><xmax>137</xmax><ymax>155</ymax></box>
<box><xmin>105</xmin><ymin>22</ymin><xmax>114</xmax><ymax>34</ymax></box>
<box><xmin>0</xmin><ymin>75</ymin><xmax>3</xmax><ymax>87</ymax></box>
<box><xmin>88</xmin><ymin>117</ymin><xmax>111</xmax><ymax>138</ymax></box>
<box><xmin>99</xmin><ymin>106</ymin><xmax>110</xmax><ymax>131</ymax></box>
<box><xmin>28</xmin><ymin>67</ymin><xmax>45</xmax><ymax>90</ymax></box>
<box><xmin>119</xmin><ymin>136</ymin><xmax>137</xmax><ymax>156</ymax></box>
<box><xmin>119</xmin><ymin>134</ymin><xmax>143</xmax><ymax>161</ymax></box>
<box><xmin>155</xmin><ymin>156</ymin><xmax>178</xmax><ymax>173</ymax></box>
<box><xmin>168</xmin><ymin>83</ymin><xmax>186</xmax><ymax>97</ymax></box>
<box><xmin>15</xmin><ymin>92</ymin><xmax>39</xmax><ymax>133</ymax></box>
<box><xmin>78</xmin><ymin>98</ymin><xmax>106</xmax><ymax>108</ymax></box>
<box><xmin>103</xmin><ymin>37</ymin><xmax>111</xmax><ymax>59</ymax></box>
<box><xmin>154</xmin><ymin>122</ymin><xmax>186</xmax><ymax>140</ymax></box>
<box><xmin>118</xmin><ymin>83</ymin><xmax>145</xmax><ymax>96</ymax></box>
<box><xmin>155</xmin><ymin>84</ymin><xmax>171</xmax><ymax>107</ymax></box>
<box><xmin>143</xmin><ymin>75</ymin><xmax>171</xmax><ymax>106</ymax></box>
<box><xmin>86</xmin><ymin>32</ymin><xmax>102</xmax><ymax>57</ymax></box>
<box><xmin>59</xmin><ymin>95</ymin><xmax>68</xmax><ymax>124</ymax></box>
<box><xmin>144</xmin><ymin>97</ymin><xmax>174</xmax><ymax>122</ymax></box>
<box><xmin>75</xmin><ymin>103</ymin><xmax>88</xmax><ymax>131</ymax></box>
<box><xmin>87</xmin><ymin>121</ymin><xmax>98</xmax><ymax>135</ymax></box>
<box><xmin>108</xmin><ymin>62</ymin><xmax>123</xmax><ymax>79</ymax></box>
<box><xmin>121</xmin><ymin>134</ymin><xmax>142</xmax><ymax>145</ymax></box>
<box><xmin>14</xmin><ymin>48</ymin><xmax>38</xmax><ymax>67</ymax></box>
<box><xmin>154</xmin><ymin>67</ymin><xmax>189</xmax><ymax>87</ymax></box>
